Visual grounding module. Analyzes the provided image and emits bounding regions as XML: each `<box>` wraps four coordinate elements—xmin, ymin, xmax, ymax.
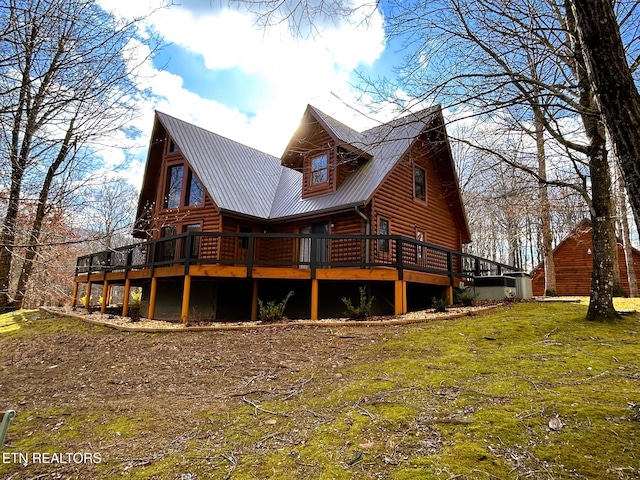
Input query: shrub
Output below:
<box><xmin>342</xmin><ymin>286</ymin><xmax>375</xmax><ymax>320</ymax></box>
<box><xmin>431</xmin><ymin>296</ymin><xmax>448</xmax><ymax>313</ymax></box>
<box><xmin>258</xmin><ymin>290</ymin><xmax>294</xmax><ymax>322</ymax></box>
<box><xmin>454</xmin><ymin>287</ymin><xmax>477</xmax><ymax>306</ymax></box>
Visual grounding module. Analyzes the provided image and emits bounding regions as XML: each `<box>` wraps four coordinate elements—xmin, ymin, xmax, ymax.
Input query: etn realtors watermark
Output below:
<box><xmin>2</xmin><ymin>451</ymin><xmax>102</xmax><ymax>465</ymax></box>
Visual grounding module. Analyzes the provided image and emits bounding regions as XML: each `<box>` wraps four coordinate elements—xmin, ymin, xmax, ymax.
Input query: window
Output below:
<box><xmin>169</xmin><ymin>139</ymin><xmax>180</xmax><ymax>153</ymax></box>
<box><xmin>311</xmin><ymin>154</ymin><xmax>328</xmax><ymax>184</ymax></box>
<box><xmin>184</xmin><ymin>224</ymin><xmax>201</xmax><ymax>258</ymax></box>
<box><xmin>160</xmin><ymin>225</ymin><xmax>177</xmax><ymax>261</ymax></box>
<box><xmin>414</xmin><ymin>166</ymin><xmax>426</xmax><ymax>201</ymax></box>
<box><xmin>186</xmin><ymin>170</ymin><xmax>204</xmax><ymax>206</ymax></box>
<box><xmin>165</xmin><ymin>165</ymin><xmax>183</xmax><ymax>209</ymax></box>
<box><xmin>378</xmin><ymin>218</ymin><xmax>390</xmax><ymax>253</ymax></box>
<box><xmin>416</xmin><ymin>229</ymin><xmax>425</xmax><ymax>260</ymax></box>
<box><xmin>238</xmin><ymin>226</ymin><xmax>252</xmax><ymax>249</ymax></box>
<box><xmin>164</xmin><ymin>165</ymin><xmax>204</xmax><ymax>209</ymax></box>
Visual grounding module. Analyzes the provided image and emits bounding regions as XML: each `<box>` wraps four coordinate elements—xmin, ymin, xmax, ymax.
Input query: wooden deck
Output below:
<box><xmin>73</xmin><ymin>232</ymin><xmax>517</xmax><ymax>322</ymax></box>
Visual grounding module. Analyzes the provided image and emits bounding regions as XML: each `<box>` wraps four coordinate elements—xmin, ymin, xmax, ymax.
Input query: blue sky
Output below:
<box><xmin>93</xmin><ymin>0</ymin><xmax>412</xmax><ymax>185</ymax></box>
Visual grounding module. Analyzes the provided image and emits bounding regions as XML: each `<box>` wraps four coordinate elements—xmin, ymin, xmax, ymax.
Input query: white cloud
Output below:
<box><xmin>95</xmin><ymin>0</ymin><xmax>390</xmax><ymax>162</ymax></box>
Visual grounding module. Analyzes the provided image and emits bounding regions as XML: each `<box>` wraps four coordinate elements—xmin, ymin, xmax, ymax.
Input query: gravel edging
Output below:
<box><xmin>39</xmin><ymin>305</ymin><xmax>501</xmax><ymax>333</ymax></box>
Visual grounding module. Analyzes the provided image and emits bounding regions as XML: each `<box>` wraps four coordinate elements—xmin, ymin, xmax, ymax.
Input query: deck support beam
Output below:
<box><xmin>446</xmin><ymin>285</ymin><xmax>453</xmax><ymax>305</ymax></box>
<box><xmin>394</xmin><ymin>280</ymin><xmax>407</xmax><ymax>315</ymax></box>
<box><xmin>122</xmin><ymin>278</ymin><xmax>131</xmax><ymax>317</ymax></box>
<box><xmin>100</xmin><ymin>281</ymin><xmax>109</xmax><ymax>313</ymax></box>
<box><xmin>85</xmin><ymin>281</ymin><xmax>92</xmax><ymax>311</ymax></box>
<box><xmin>181</xmin><ymin>274</ymin><xmax>191</xmax><ymax>324</ymax></box>
<box><xmin>148</xmin><ymin>277</ymin><xmax>158</xmax><ymax>320</ymax></box>
<box><xmin>251</xmin><ymin>280</ymin><xmax>259</xmax><ymax>321</ymax></box>
<box><xmin>71</xmin><ymin>282</ymin><xmax>79</xmax><ymax>308</ymax></box>
<box><xmin>311</xmin><ymin>278</ymin><xmax>319</xmax><ymax>320</ymax></box>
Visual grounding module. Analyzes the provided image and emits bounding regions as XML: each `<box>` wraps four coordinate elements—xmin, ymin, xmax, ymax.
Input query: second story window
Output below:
<box><xmin>186</xmin><ymin>170</ymin><xmax>204</xmax><ymax>206</ymax></box>
<box><xmin>165</xmin><ymin>165</ymin><xmax>183</xmax><ymax>209</ymax></box>
<box><xmin>311</xmin><ymin>154</ymin><xmax>328</xmax><ymax>184</ymax></box>
<box><xmin>164</xmin><ymin>164</ymin><xmax>204</xmax><ymax>209</ymax></box>
<box><xmin>414</xmin><ymin>166</ymin><xmax>426</xmax><ymax>201</ymax></box>
<box><xmin>168</xmin><ymin>139</ymin><xmax>180</xmax><ymax>153</ymax></box>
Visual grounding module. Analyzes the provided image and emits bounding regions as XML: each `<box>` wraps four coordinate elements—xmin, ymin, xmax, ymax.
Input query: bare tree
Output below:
<box><xmin>84</xmin><ymin>179</ymin><xmax>139</xmax><ymax>250</ymax></box>
<box><xmin>569</xmin><ymin>0</ymin><xmax>640</xmax><ymax>235</ymax></box>
<box><xmin>0</xmin><ymin>0</ymin><xmax>158</xmax><ymax>309</ymax></box>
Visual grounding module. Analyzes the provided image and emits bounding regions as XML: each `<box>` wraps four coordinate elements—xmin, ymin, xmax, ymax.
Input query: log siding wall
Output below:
<box><xmin>371</xmin><ymin>143</ymin><xmax>462</xmax><ymax>253</ymax></box>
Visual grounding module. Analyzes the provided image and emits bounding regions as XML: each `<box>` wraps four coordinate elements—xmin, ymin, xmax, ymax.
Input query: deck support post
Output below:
<box><xmin>251</xmin><ymin>280</ymin><xmax>259</xmax><ymax>321</ymax></box>
<box><xmin>122</xmin><ymin>278</ymin><xmax>131</xmax><ymax>317</ymax></box>
<box><xmin>148</xmin><ymin>277</ymin><xmax>158</xmax><ymax>320</ymax></box>
<box><xmin>394</xmin><ymin>280</ymin><xmax>407</xmax><ymax>315</ymax></box>
<box><xmin>181</xmin><ymin>274</ymin><xmax>191</xmax><ymax>324</ymax></box>
<box><xmin>100</xmin><ymin>280</ymin><xmax>109</xmax><ymax>313</ymax></box>
<box><xmin>85</xmin><ymin>281</ymin><xmax>92</xmax><ymax>311</ymax></box>
<box><xmin>446</xmin><ymin>285</ymin><xmax>453</xmax><ymax>305</ymax></box>
<box><xmin>311</xmin><ymin>278</ymin><xmax>319</xmax><ymax>320</ymax></box>
<box><xmin>71</xmin><ymin>282</ymin><xmax>79</xmax><ymax>308</ymax></box>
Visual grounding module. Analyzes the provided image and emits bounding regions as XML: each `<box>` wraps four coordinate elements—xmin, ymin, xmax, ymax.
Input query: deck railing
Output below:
<box><xmin>75</xmin><ymin>232</ymin><xmax>519</xmax><ymax>284</ymax></box>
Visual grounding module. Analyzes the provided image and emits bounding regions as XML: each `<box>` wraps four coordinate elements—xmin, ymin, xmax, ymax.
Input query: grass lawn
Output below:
<box><xmin>0</xmin><ymin>300</ymin><xmax>639</xmax><ymax>479</ymax></box>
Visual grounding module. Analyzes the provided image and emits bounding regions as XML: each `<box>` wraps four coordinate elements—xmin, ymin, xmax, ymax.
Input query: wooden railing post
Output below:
<box><xmin>310</xmin><ymin>235</ymin><xmax>317</xmax><ymax>279</ymax></box>
<box><xmin>395</xmin><ymin>237</ymin><xmax>404</xmax><ymax>280</ymax></box>
<box><xmin>184</xmin><ymin>232</ymin><xmax>192</xmax><ymax>275</ymax></box>
<box><xmin>247</xmin><ymin>234</ymin><xmax>254</xmax><ymax>278</ymax></box>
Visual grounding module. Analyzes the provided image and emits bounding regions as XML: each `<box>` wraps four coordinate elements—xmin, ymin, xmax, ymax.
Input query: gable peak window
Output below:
<box><xmin>186</xmin><ymin>170</ymin><xmax>204</xmax><ymax>206</ymax></box>
<box><xmin>311</xmin><ymin>153</ymin><xmax>328</xmax><ymax>184</ymax></box>
<box><xmin>165</xmin><ymin>164</ymin><xmax>183</xmax><ymax>209</ymax></box>
<box><xmin>414</xmin><ymin>166</ymin><xmax>426</xmax><ymax>201</ymax></box>
<box><xmin>164</xmin><ymin>164</ymin><xmax>204</xmax><ymax>209</ymax></box>
<box><xmin>168</xmin><ymin>139</ymin><xmax>180</xmax><ymax>153</ymax></box>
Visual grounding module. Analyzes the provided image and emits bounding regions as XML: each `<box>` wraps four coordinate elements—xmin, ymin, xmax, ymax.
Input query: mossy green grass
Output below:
<box><xmin>0</xmin><ymin>302</ymin><xmax>639</xmax><ymax>479</ymax></box>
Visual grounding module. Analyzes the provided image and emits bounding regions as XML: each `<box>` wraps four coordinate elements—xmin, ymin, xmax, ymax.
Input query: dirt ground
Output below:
<box><xmin>1</xmin><ymin>310</ymin><xmax>414</xmax><ymax>478</ymax></box>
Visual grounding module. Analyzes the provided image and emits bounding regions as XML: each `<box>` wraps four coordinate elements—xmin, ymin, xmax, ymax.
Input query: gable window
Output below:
<box><xmin>165</xmin><ymin>165</ymin><xmax>183</xmax><ymax>209</ymax></box>
<box><xmin>168</xmin><ymin>139</ymin><xmax>180</xmax><ymax>153</ymax></box>
<box><xmin>163</xmin><ymin>164</ymin><xmax>204</xmax><ymax>209</ymax></box>
<box><xmin>186</xmin><ymin>170</ymin><xmax>204</xmax><ymax>206</ymax></box>
<box><xmin>311</xmin><ymin>153</ymin><xmax>328</xmax><ymax>184</ymax></box>
<box><xmin>414</xmin><ymin>166</ymin><xmax>426</xmax><ymax>201</ymax></box>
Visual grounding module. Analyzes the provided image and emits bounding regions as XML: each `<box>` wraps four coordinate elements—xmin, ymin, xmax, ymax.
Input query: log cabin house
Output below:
<box><xmin>531</xmin><ymin>219</ymin><xmax>640</xmax><ymax>296</ymax></box>
<box><xmin>74</xmin><ymin>105</ymin><xmax>516</xmax><ymax>322</ymax></box>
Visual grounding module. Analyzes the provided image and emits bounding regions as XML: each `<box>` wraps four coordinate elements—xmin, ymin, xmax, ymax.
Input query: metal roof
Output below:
<box><xmin>156</xmin><ymin>112</ymin><xmax>282</xmax><ymax>219</ymax></box>
<box><xmin>155</xmin><ymin>105</ymin><xmax>443</xmax><ymax>221</ymax></box>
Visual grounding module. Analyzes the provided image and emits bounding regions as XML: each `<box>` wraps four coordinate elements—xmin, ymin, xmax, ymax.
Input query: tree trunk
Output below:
<box><xmin>564</xmin><ymin>1</ymin><xmax>620</xmax><ymax>319</ymax></box>
<box><xmin>570</xmin><ymin>0</ymin><xmax>640</xmax><ymax>233</ymax></box>
<box><xmin>617</xmin><ymin>167</ymin><xmax>638</xmax><ymax>297</ymax></box>
<box><xmin>533</xmin><ymin>104</ymin><xmax>557</xmax><ymax>296</ymax></box>
<box><xmin>587</xmin><ymin>147</ymin><xmax>619</xmax><ymax>320</ymax></box>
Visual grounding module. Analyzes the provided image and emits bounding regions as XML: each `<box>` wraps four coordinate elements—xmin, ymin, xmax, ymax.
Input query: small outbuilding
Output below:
<box><xmin>530</xmin><ymin>220</ymin><xmax>640</xmax><ymax>296</ymax></box>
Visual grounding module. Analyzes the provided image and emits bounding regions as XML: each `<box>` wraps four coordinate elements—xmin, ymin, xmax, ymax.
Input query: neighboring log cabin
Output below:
<box><xmin>531</xmin><ymin>220</ymin><xmax>640</xmax><ymax>296</ymax></box>
<box><xmin>74</xmin><ymin>104</ymin><xmax>514</xmax><ymax>322</ymax></box>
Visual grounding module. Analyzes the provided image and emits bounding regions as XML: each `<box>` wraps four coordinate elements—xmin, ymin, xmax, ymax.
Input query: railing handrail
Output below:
<box><xmin>75</xmin><ymin>231</ymin><xmax>522</xmax><ymax>282</ymax></box>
